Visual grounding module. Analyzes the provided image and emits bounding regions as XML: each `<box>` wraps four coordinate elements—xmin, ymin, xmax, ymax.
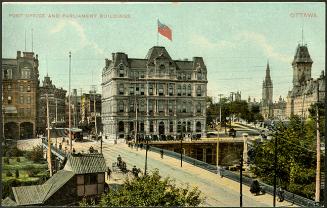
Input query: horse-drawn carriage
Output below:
<box><xmin>112</xmin><ymin>155</ymin><xmax>127</xmax><ymax>173</ymax></box>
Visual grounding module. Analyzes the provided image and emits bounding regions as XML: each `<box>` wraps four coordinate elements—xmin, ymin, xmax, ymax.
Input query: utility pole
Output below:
<box><xmin>240</xmin><ymin>153</ymin><xmax>243</xmax><ymax>208</ymax></box>
<box><xmin>46</xmin><ymin>94</ymin><xmax>53</xmax><ymax>177</ymax></box>
<box><xmin>315</xmin><ymin>82</ymin><xmax>320</xmax><ymax>204</ymax></box>
<box><xmin>145</xmin><ymin>138</ymin><xmax>149</xmax><ymax>175</ymax></box>
<box><xmin>218</xmin><ymin>94</ymin><xmax>223</xmax><ymax>125</ymax></box>
<box><xmin>55</xmin><ymin>98</ymin><xmax>58</xmax><ymax>123</ymax></box>
<box><xmin>68</xmin><ymin>52</ymin><xmax>72</xmax><ymax>151</ymax></box>
<box><xmin>273</xmin><ymin>136</ymin><xmax>277</xmax><ymax>207</ymax></box>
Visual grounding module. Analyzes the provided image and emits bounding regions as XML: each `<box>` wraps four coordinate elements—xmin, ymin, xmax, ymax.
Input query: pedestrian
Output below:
<box><xmin>160</xmin><ymin>149</ymin><xmax>164</xmax><ymax>159</ymax></box>
<box><xmin>220</xmin><ymin>167</ymin><xmax>224</xmax><ymax>178</ymax></box>
<box><xmin>107</xmin><ymin>167</ymin><xmax>112</xmax><ymax>180</ymax></box>
<box><xmin>277</xmin><ymin>187</ymin><xmax>284</xmax><ymax>202</ymax></box>
<box><xmin>73</xmin><ymin>148</ymin><xmax>76</xmax><ymax>153</ymax></box>
<box><xmin>132</xmin><ymin>165</ymin><xmax>140</xmax><ymax>178</ymax></box>
<box><xmin>59</xmin><ymin>143</ymin><xmax>62</xmax><ymax>150</ymax></box>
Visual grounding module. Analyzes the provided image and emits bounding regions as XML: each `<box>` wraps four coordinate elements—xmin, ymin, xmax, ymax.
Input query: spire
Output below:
<box><xmin>265</xmin><ymin>60</ymin><xmax>272</xmax><ymax>83</ymax></box>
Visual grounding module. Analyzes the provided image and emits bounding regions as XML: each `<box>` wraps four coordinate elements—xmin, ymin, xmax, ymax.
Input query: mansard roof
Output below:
<box><xmin>292</xmin><ymin>44</ymin><xmax>313</xmax><ymax>64</ymax></box>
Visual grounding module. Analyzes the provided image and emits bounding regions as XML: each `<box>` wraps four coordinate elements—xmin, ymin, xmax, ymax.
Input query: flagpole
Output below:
<box><xmin>157</xmin><ymin>18</ymin><xmax>159</xmax><ymax>46</ymax></box>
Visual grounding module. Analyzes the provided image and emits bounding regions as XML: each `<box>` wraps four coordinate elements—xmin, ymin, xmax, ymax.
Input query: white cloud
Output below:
<box><xmin>49</xmin><ymin>20</ymin><xmax>105</xmax><ymax>56</ymax></box>
<box><xmin>190</xmin><ymin>34</ymin><xmax>236</xmax><ymax>50</ymax></box>
<box><xmin>238</xmin><ymin>31</ymin><xmax>291</xmax><ymax>63</ymax></box>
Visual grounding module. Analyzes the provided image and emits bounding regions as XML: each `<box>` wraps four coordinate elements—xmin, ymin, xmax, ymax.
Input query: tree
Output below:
<box><xmin>26</xmin><ymin>145</ymin><xmax>44</xmax><ymax>163</ymax></box>
<box><xmin>251</xmin><ymin>116</ymin><xmax>317</xmax><ymax>199</ymax></box>
<box><xmin>80</xmin><ymin>169</ymin><xmax>205</xmax><ymax>207</ymax></box>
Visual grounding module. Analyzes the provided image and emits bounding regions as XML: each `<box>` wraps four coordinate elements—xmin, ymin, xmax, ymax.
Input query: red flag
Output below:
<box><xmin>158</xmin><ymin>20</ymin><xmax>172</xmax><ymax>41</ymax></box>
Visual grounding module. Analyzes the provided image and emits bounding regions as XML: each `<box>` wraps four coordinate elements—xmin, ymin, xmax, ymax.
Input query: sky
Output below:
<box><xmin>2</xmin><ymin>2</ymin><xmax>325</xmax><ymax>102</ymax></box>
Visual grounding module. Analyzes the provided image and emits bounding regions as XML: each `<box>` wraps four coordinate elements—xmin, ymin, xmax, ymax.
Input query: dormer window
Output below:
<box><xmin>119</xmin><ymin>64</ymin><xmax>124</xmax><ymax>77</ymax></box>
<box><xmin>22</xmin><ymin>67</ymin><xmax>31</xmax><ymax>79</ymax></box>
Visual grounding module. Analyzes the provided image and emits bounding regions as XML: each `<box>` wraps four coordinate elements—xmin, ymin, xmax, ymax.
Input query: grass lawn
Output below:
<box><xmin>2</xmin><ymin>157</ymin><xmax>48</xmax><ymax>183</ymax></box>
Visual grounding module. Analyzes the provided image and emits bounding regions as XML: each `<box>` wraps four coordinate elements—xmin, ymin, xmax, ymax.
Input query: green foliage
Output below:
<box><xmin>81</xmin><ymin>169</ymin><xmax>205</xmax><ymax>207</ymax></box>
<box><xmin>206</xmin><ymin>98</ymin><xmax>263</xmax><ymax>128</ymax></box>
<box><xmin>15</xmin><ymin>170</ymin><xmax>19</xmax><ymax>178</ymax></box>
<box><xmin>251</xmin><ymin>116</ymin><xmax>317</xmax><ymax>199</ymax></box>
<box><xmin>27</xmin><ymin>169</ymin><xmax>40</xmax><ymax>177</ymax></box>
<box><xmin>26</xmin><ymin>145</ymin><xmax>44</xmax><ymax>163</ymax></box>
<box><xmin>6</xmin><ymin>171</ymin><xmax>13</xmax><ymax>177</ymax></box>
<box><xmin>4</xmin><ymin>158</ymin><xmax>9</xmax><ymax>164</ymax></box>
<box><xmin>16</xmin><ymin>157</ymin><xmax>21</xmax><ymax>163</ymax></box>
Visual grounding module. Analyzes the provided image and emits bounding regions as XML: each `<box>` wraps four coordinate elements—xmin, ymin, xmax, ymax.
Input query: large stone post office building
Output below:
<box><xmin>101</xmin><ymin>46</ymin><xmax>208</xmax><ymax>140</ymax></box>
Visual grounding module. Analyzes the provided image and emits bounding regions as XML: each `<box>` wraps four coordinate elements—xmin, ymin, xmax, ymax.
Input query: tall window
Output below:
<box><xmin>119</xmin><ymin>65</ymin><xmax>124</xmax><ymax>77</ymax></box>
<box><xmin>8</xmin><ymin>96</ymin><xmax>12</xmax><ymax>104</ymax></box>
<box><xmin>158</xmin><ymin>100</ymin><xmax>164</xmax><ymax>113</ymax></box>
<box><xmin>187</xmin><ymin>73</ymin><xmax>191</xmax><ymax>80</ymax></box>
<box><xmin>119</xmin><ymin>84</ymin><xmax>124</xmax><ymax>95</ymax></box>
<box><xmin>150</xmin><ymin>121</ymin><xmax>154</xmax><ymax>132</ymax></box>
<box><xmin>119</xmin><ymin>101</ymin><xmax>124</xmax><ymax>112</ymax></box>
<box><xmin>20</xmin><ymin>85</ymin><xmax>24</xmax><ymax>92</ymax></box>
<box><xmin>140</xmin><ymin>71</ymin><xmax>145</xmax><ymax>78</ymax></box>
<box><xmin>188</xmin><ymin>101</ymin><xmax>192</xmax><ymax>113</ymax></box>
<box><xmin>140</xmin><ymin>84</ymin><xmax>145</xmax><ymax>95</ymax></box>
<box><xmin>27</xmin><ymin>85</ymin><xmax>31</xmax><ymax>92</ymax></box>
<box><xmin>118</xmin><ymin>121</ymin><xmax>124</xmax><ymax>132</ymax></box>
<box><xmin>3</xmin><ymin>69</ymin><xmax>12</xmax><ymax>79</ymax></box>
<box><xmin>158</xmin><ymin>84</ymin><xmax>164</xmax><ymax>96</ymax></box>
<box><xmin>168</xmin><ymin>101</ymin><xmax>173</xmax><ymax>113</ymax></box>
<box><xmin>129</xmin><ymin>101</ymin><xmax>134</xmax><ymax>112</ymax></box>
<box><xmin>196</xmin><ymin>102</ymin><xmax>201</xmax><ymax>113</ymax></box>
<box><xmin>20</xmin><ymin>95</ymin><xmax>24</xmax><ymax>104</ymax></box>
<box><xmin>22</xmin><ymin>68</ymin><xmax>31</xmax><ymax>79</ymax></box>
<box><xmin>177</xmin><ymin>121</ymin><xmax>181</xmax><ymax>133</ymax></box>
<box><xmin>129</xmin><ymin>85</ymin><xmax>134</xmax><ymax>95</ymax></box>
<box><xmin>177</xmin><ymin>73</ymin><xmax>181</xmax><ymax>80</ymax></box>
<box><xmin>149</xmin><ymin>100</ymin><xmax>153</xmax><ymax>113</ymax></box>
<box><xmin>182</xmin><ymin>73</ymin><xmax>186</xmax><ymax>80</ymax></box>
<box><xmin>140</xmin><ymin>101</ymin><xmax>145</xmax><ymax>112</ymax></box>
<box><xmin>27</xmin><ymin>96</ymin><xmax>31</xmax><ymax>104</ymax></box>
<box><xmin>177</xmin><ymin>101</ymin><xmax>181</xmax><ymax>113</ymax></box>
<box><xmin>197</xmin><ymin>70</ymin><xmax>202</xmax><ymax>80</ymax></box>
<box><xmin>196</xmin><ymin>86</ymin><xmax>202</xmax><ymax>96</ymax></box>
<box><xmin>149</xmin><ymin>84</ymin><xmax>153</xmax><ymax>95</ymax></box>
<box><xmin>177</xmin><ymin>85</ymin><xmax>181</xmax><ymax>96</ymax></box>
<box><xmin>169</xmin><ymin>121</ymin><xmax>173</xmax><ymax>132</ymax></box>
<box><xmin>169</xmin><ymin>84</ymin><xmax>174</xmax><ymax>96</ymax></box>
<box><xmin>182</xmin><ymin>101</ymin><xmax>186</xmax><ymax>113</ymax></box>
<box><xmin>8</xmin><ymin>84</ymin><xmax>12</xmax><ymax>91</ymax></box>
<box><xmin>187</xmin><ymin>85</ymin><xmax>192</xmax><ymax>96</ymax></box>
<box><xmin>187</xmin><ymin>121</ymin><xmax>191</xmax><ymax>132</ymax></box>
<box><xmin>182</xmin><ymin>85</ymin><xmax>186</xmax><ymax>96</ymax></box>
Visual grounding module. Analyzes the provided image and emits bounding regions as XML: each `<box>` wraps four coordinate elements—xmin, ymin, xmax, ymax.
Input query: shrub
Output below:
<box><xmin>16</xmin><ymin>157</ymin><xmax>21</xmax><ymax>162</ymax></box>
<box><xmin>27</xmin><ymin>145</ymin><xmax>44</xmax><ymax>163</ymax></box>
<box><xmin>15</xmin><ymin>170</ymin><xmax>19</xmax><ymax>178</ymax></box>
<box><xmin>6</xmin><ymin>171</ymin><xmax>13</xmax><ymax>177</ymax></box>
<box><xmin>27</xmin><ymin>169</ymin><xmax>40</xmax><ymax>177</ymax></box>
<box><xmin>4</xmin><ymin>158</ymin><xmax>9</xmax><ymax>164</ymax></box>
<box><xmin>250</xmin><ymin>180</ymin><xmax>261</xmax><ymax>195</ymax></box>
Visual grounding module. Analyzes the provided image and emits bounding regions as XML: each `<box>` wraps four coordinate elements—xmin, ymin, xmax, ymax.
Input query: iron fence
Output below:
<box><xmin>148</xmin><ymin>145</ymin><xmax>317</xmax><ymax>207</ymax></box>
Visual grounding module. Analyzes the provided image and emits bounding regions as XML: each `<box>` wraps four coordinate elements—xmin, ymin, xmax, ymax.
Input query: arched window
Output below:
<box><xmin>196</xmin><ymin>121</ymin><xmax>201</xmax><ymax>132</ymax></box>
<box><xmin>129</xmin><ymin>121</ymin><xmax>134</xmax><ymax>132</ymax></box>
<box><xmin>187</xmin><ymin>85</ymin><xmax>192</xmax><ymax>96</ymax></box>
<box><xmin>119</xmin><ymin>101</ymin><xmax>124</xmax><ymax>112</ymax></box>
<box><xmin>150</xmin><ymin>121</ymin><xmax>154</xmax><ymax>132</ymax></box>
<box><xmin>188</xmin><ymin>101</ymin><xmax>192</xmax><ymax>113</ymax></box>
<box><xmin>182</xmin><ymin>121</ymin><xmax>186</xmax><ymax>132</ymax></box>
<box><xmin>169</xmin><ymin>121</ymin><xmax>174</xmax><ymax>133</ymax></box>
<box><xmin>196</xmin><ymin>102</ymin><xmax>201</xmax><ymax>113</ymax></box>
<box><xmin>182</xmin><ymin>73</ymin><xmax>186</xmax><ymax>80</ymax></box>
<box><xmin>168</xmin><ymin>101</ymin><xmax>173</xmax><ymax>113</ymax></box>
<box><xmin>196</xmin><ymin>86</ymin><xmax>202</xmax><ymax>96</ymax></box>
<box><xmin>187</xmin><ymin>121</ymin><xmax>191</xmax><ymax>132</ymax></box>
<box><xmin>177</xmin><ymin>85</ymin><xmax>181</xmax><ymax>96</ymax></box>
<box><xmin>182</xmin><ymin>101</ymin><xmax>186</xmax><ymax>113</ymax></box>
<box><xmin>169</xmin><ymin>84</ymin><xmax>174</xmax><ymax>96</ymax></box>
<box><xmin>119</xmin><ymin>84</ymin><xmax>124</xmax><ymax>95</ymax></box>
<box><xmin>158</xmin><ymin>84</ymin><xmax>164</xmax><ymax>96</ymax></box>
<box><xmin>119</xmin><ymin>64</ymin><xmax>124</xmax><ymax>77</ymax></box>
<box><xmin>177</xmin><ymin>121</ymin><xmax>181</xmax><ymax>133</ymax></box>
<box><xmin>129</xmin><ymin>101</ymin><xmax>134</xmax><ymax>112</ymax></box>
<box><xmin>197</xmin><ymin>69</ymin><xmax>202</xmax><ymax>80</ymax></box>
<box><xmin>182</xmin><ymin>85</ymin><xmax>186</xmax><ymax>96</ymax></box>
<box><xmin>118</xmin><ymin>121</ymin><xmax>124</xmax><ymax>132</ymax></box>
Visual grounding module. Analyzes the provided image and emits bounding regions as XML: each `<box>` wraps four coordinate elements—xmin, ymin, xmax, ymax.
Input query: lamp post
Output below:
<box><xmin>240</xmin><ymin>152</ymin><xmax>243</xmax><ymax>208</ymax></box>
<box><xmin>273</xmin><ymin>136</ymin><xmax>277</xmax><ymax>207</ymax></box>
<box><xmin>144</xmin><ymin>135</ymin><xmax>150</xmax><ymax>175</ymax></box>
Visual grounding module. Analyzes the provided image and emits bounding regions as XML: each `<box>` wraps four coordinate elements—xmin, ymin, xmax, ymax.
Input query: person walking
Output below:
<box><xmin>107</xmin><ymin>167</ymin><xmax>111</xmax><ymax>180</ymax></box>
<box><xmin>160</xmin><ymin>149</ymin><xmax>164</xmax><ymax>159</ymax></box>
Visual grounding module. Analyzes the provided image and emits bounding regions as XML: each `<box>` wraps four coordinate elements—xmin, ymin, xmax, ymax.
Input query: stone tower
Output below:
<box><xmin>262</xmin><ymin>61</ymin><xmax>273</xmax><ymax>105</ymax></box>
<box><xmin>292</xmin><ymin>44</ymin><xmax>313</xmax><ymax>87</ymax></box>
<box><xmin>261</xmin><ymin>61</ymin><xmax>273</xmax><ymax>119</ymax></box>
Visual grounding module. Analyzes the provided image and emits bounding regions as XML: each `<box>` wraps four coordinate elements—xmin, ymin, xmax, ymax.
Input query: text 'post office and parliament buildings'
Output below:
<box><xmin>101</xmin><ymin>46</ymin><xmax>208</xmax><ymax>140</ymax></box>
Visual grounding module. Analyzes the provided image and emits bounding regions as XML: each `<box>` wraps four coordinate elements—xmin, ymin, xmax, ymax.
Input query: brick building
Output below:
<box><xmin>2</xmin><ymin>51</ymin><xmax>39</xmax><ymax>139</ymax></box>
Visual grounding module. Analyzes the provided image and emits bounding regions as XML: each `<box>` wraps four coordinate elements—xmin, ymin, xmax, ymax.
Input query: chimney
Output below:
<box><xmin>105</xmin><ymin>58</ymin><xmax>109</xmax><ymax>67</ymax></box>
<box><xmin>17</xmin><ymin>51</ymin><xmax>21</xmax><ymax>58</ymax></box>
